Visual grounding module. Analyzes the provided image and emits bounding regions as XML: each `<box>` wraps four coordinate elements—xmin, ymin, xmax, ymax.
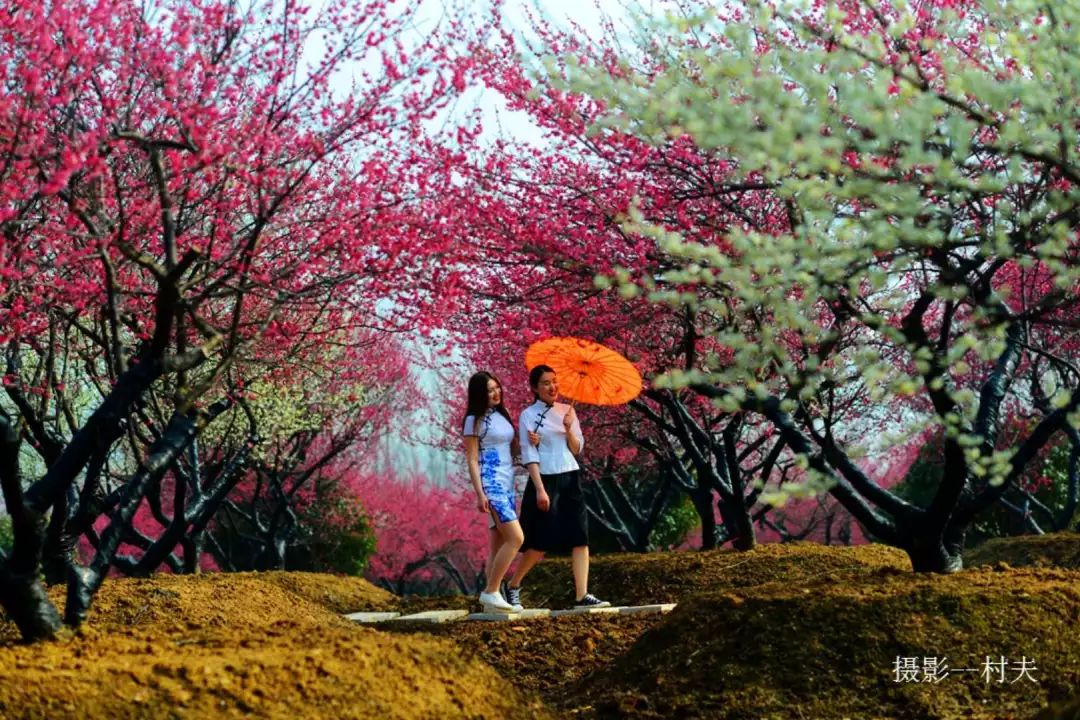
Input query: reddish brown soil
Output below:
<box><xmin>0</xmin><ymin>571</ymin><xmax>550</xmax><ymax>719</ymax></box>
<box><xmin>563</xmin><ymin>565</ymin><xmax>1080</xmax><ymax>719</ymax></box>
<box><xmin>3</xmin><ymin>540</ymin><xmax>1078</xmax><ymax>719</ymax></box>
<box><xmin>966</xmin><ymin>532</ymin><xmax>1080</xmax><ymax>571</ymax></box>
<box><xmin>513</xmin><ymin>541</ymin><xmax>913</xmax><ymax>609</ymax></box>
<box><xmin>393</xmin><ymin>542</ymin><xmax>1077</xmax><ymax>720</ymax></box>
<box><xmin>383</xmin><ymin>612</ymin><xmax>663</xmax><ymax>704</ymax></box>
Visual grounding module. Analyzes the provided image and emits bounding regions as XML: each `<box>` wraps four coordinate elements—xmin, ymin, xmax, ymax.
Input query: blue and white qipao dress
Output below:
<box><xmin>463</xmin><ymin>410</ymin><xmax>518</xmax><ymax>526</ymax></box>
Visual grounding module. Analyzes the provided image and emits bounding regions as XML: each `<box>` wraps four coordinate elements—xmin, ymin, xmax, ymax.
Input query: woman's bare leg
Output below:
<box><xmin>484</xmin><ymin>526</ymin><xmax>500</xmax><ymax>583</ymax></box>
<box><xmin>507</xmin><ymin>548</ymin><xmax>545</xmax><ymax>589</ymax></box>
<box><xmin>485</xmin><ymin>520</ymin><xmax>524</xmax><ymax>594</ymax></box>
<box><xmin>571</xmin><ymin>545</ymin><xmax>589</xmax><ymax>600</ymax></box>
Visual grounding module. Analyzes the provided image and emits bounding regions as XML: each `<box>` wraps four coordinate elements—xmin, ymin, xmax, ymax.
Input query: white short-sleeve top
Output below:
<box><xmin>517</xmin><ymin>400</ymin><xmax>583</xmax><ymax>475</ymax></box>
<box><xmin>463</xmin><ymin>410</ymin><xmax>516</xmax><ymax>490</ymax></box>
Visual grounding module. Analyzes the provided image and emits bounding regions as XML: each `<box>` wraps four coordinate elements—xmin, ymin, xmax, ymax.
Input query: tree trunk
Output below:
<box><xmin>182</xmin><ymin>532</ymin><xmax>204</xmax><ymax>574</ymax></box>
<box><xmin>690</xmin><ymin>487</ymin><xmax>717</xmax><ymax>549</ymax></box>
<box><xmin>904</xmin><ymin>527</ymin><xmax>964</xmax><ymax>573</ymax></box>
<box><xmin>0</xmin><ymin>416</ymin><xmax>63</xmax><ymax>641</ymax></box>
<box><xmin>718</xmin><ymin>496</ymin><xmax>757</xmax><ymax>551</ymax></box>
<box><xmin>40</xmin><ymin>486</ymin><xmax>74</xmax><ymax>585</ymax></box>
<box><xmin>0</xmin><ymin>570</ymin><xmax>62</xmax><ymax>642</ymax></box>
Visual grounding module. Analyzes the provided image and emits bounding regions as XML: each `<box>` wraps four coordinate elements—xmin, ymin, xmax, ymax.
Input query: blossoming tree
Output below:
<box><xmin>0</xmin><ymin>0</ymin><xmax>472</xmax><ymax>641</ymax></box>
<box><xmin>558</xmin><ymin>0</ymin><xmax>1080</xmax><ymax>571</ymax></box>
<box><xmin>445</xmin><ymin>3</ymin><xmax>832</xmax><ymax>551</ymax></box>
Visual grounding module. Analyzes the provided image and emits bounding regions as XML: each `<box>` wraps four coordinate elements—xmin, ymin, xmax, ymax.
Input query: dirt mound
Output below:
<box><xmin>7</xmin><ymin>545</ymin><xmax>1074</xmax><ymax>719</ymax></box>
<box><xmin>393</xmin><ymin>593</ymin><xmax>477</xmax><ymax>614</ymax></box>
<box><xmin>567</xmin><ymin>565</ymin><xmax>1080</xmax><ymax>719</ymax></box>
<box><xmin>1036</xmin><ymin>695</ymin><xmax>1080</xmax><ymax>720</ymax></box>
<box><xmin>2</xmin><ymin>571</ymin><xmax>396</xmax><ymax>641</ymax></box>
<box><xmin>516</xmin><ymin>541</ymin><xmax>911</xmax><ymax>608</ymax></box>
<box><xmin>80</xmin><ymin>571</ymin><xmax>367</xmax><ymax>632</ymax></box>
<box><xmin>257</xmin><ymin>570</ymin><xmax>396</xmax><ymax>614</ymax></box>
<box><xmin>966</xmin><ymin>532</ymin><xmax>1080</xmax><ymax>570</ymax></box>
<box><xmin>383</xmin><ymin>612</ymin><xmax>663</xmax><ymax>701</ymax></box>
<box><xmin>0</xmin><ymin>572</ymin><xmax>550</xmax><ymax>719</ymax></box>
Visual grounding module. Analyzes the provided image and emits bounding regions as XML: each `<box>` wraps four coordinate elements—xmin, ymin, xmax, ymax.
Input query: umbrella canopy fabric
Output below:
<box><xmin>524</xmin><ymin>337</ymin><xmax>642</xmax><ymax>406</ymax></box>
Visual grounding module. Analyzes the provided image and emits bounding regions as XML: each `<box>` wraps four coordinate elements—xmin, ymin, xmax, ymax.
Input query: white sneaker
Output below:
<box><xmin>479</xmin><ymin>591</ymin><xmax>515</xmax><ymax>612</ymax></box>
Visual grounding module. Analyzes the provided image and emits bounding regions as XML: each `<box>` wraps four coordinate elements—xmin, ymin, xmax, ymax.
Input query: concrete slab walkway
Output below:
<box><xmin>344</xmin><ymin>603</ymin><xmax>675</xmax><ymax>623</ymax></box>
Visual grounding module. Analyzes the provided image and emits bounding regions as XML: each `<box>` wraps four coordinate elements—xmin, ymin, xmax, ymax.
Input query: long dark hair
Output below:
<box><xmin>528</xmin><ymin>364</ymin><xmax>555</xmax><ymax>402</ymax></box>
<box><xmin>462</xmin><ymin>371</ymin><xmax>512</xmax><ymax>432</ymax></box>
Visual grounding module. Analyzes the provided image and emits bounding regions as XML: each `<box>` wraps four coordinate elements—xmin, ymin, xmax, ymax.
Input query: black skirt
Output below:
<box><xmin>519</xmin><ymin>470</ymin><xmax>589</xmax><ymax>553</ymax></box>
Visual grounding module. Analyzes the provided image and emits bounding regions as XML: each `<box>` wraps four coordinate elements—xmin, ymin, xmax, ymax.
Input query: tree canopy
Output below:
<box><xmin>548</xmin><ymin>0</ymin><xmax>1080</xmax><ymax>570</ymax></box>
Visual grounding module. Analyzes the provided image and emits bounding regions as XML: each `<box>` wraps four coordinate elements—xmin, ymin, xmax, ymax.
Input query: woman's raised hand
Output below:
<box><xmin>563</xmin><ymin>406</ymin><xmax>576</xmax><ymax>431</ymax></box>
<box><xmin>528</xmin><ymin>430</ymin><xmax>540</xmax><ymax>447</ymax></box>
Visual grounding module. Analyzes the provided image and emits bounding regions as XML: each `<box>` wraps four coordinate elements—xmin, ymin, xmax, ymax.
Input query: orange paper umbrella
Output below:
<box><xmin>524</xmin><ymin>337</ymin><xmax>642</xmax><ymax>406</ymax></box>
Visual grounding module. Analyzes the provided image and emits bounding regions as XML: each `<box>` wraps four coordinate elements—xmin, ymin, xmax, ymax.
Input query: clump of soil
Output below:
<box><xmin>391</xmin><ymin>593</ymin><xmax>477</xmax><ymax>614</ymax></box>
<box><xmin>257</xmin><ymin>570</ymin><xmax>398</xmax><ymax>614</ymax></box>
<box><xmin>376</xmin><ymin>542</ymin><xmax>911</xmax><ymax>615</ymax></box>
<box><xmin>965</xmin><ymin>534</ymin><xmax>1080</xmax><ymax>720</ymax></box>
<box><xmin>74</xmin><ymin>571</ymin><xmax>395</xmax><ymax>633</ymax></box>
<box><xmin>390</xmin><ymin>542</ymin><xmax>919</xmax><ymax>712</ymax></box>
<box><xmin>514</xmin><ymin>541</ymin><xmax>911</xmax><ymax>609</ymax></box>
<box><xmin>966</xmin><ymin>532</ymin><xmax>1080</xmax><ymax>571</ymax></box>
<box><xmin>7</xmin><ymin>540</ymin><xmax>1078</xmax><ymax>719</ymax></box>
<box><xmin>383</xmin><ymin>612</ymin><xmax>664</xmax><ymax>702</ymax></box>
<box><xmin>1037</xmin><ymin>695</ymin><xmax>1080</xmax><ymax>720</ymax></box>
<box><xmin>0</xmin><ymin>571</ymin><xmax>550</xmax><ymax>719</ymax></box>
<box><xmin>567</xmin><ymin>564</ymin><xmax>1080</xmax><ymax>719</ymax></box>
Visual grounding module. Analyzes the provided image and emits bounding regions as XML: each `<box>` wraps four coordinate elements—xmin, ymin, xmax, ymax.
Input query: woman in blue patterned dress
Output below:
<box><xmin>463</xmin><ymin>371</ymin><xmax>524</xmax><ymax>612</ymax></box>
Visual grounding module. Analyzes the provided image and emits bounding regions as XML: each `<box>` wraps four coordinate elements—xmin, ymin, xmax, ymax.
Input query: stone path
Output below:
<box><xmin>343</xmin><ymin>603</ymin><xmax>676</xmax><ymax>624</ymax></box>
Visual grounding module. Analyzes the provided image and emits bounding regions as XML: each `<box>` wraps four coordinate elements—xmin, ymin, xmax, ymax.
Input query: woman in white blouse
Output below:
<box><xmin>463</xmin><ymin>371</ymin><xmax>524</xmax><ymax>612</ymax></box>
<box><xmin>502</xmin><ymin>364</ymin><xmax>610</xmax><ymax>609</ymax></box>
